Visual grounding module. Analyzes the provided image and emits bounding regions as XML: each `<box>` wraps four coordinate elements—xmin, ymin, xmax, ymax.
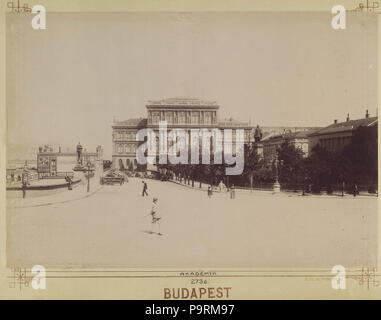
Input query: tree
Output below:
<box><xmin>339</xmin><ymin>125</ymin><xmax>378</xmax><ymax>186</ymax></box>
<box><xmin>276</xmin><ymin>140</ymin><xmax>304</xmax><ymax>186</ymax></box>
<box><xmin>201</xmin><ymin>162</ymin><xmax>225</xmax><ymax>186</ymax></box>
<box><xmin>243</xmin><ymin>143</ymin><xmax>262</xmax><ymax>188</ymax></box>
<box><xmin>252</xmin><ymin>163</ymin><xmax>274</xmax><ymax>183</ymax></box>
<box><xmin>305</xmin><ymin>125</ymin><xmax>378</xmax><ymax>193</ymax></box>
<box><xmin>304</xmin><ymin>145</ymin><xmax>339</xmax><ymax>193</ymax></box>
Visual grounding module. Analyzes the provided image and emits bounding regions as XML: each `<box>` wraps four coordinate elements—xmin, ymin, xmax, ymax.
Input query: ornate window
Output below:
<box><xmin>191</xmin><ymin>112</ymin><xmax>199</xmax><ymax>124</ymax></box>
<box><xmin>178</xmin><ymin>112</ymin><xmax>186</xmax><ymax>124</ymax></box>
<box><xmin>152</xmin><ymin>112</ymin><xmax>161</xmax><ymax>124</ymax></box>
<box><xmin>166</xmin><ymin>112</ymin><xmax>174</xmax><ymax>124</ymax></box>
<box><xmin>204</xmin><ymin>112</ymin><xmax>212</xmax><ymax>124</ymax></box>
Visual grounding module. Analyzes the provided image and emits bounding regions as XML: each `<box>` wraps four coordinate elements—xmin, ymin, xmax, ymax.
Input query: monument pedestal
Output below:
<box><xmin>273</xmin><ymin>181</ymin><xmax>281</xmax><ymax>193</ymax></box>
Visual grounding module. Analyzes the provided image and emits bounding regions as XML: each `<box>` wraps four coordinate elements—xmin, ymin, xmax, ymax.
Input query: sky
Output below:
<box><xmin>6</xmin><ymin>12</ymin><xmax>378</xmax><ymax>159</ymax></box>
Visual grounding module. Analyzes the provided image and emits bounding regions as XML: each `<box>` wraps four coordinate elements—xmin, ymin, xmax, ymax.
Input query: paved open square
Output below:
<box><xmin>7</xmin><ymin>178</ymin><xmax>377</xmax><ymax>269</ymax></box>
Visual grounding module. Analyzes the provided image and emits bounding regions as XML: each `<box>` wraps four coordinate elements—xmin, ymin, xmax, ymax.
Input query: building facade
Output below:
<box><xmin>37</xmin><ymin>144</ymin><xmax>103</xmax><ymax>178</ymax></box>
<box><xmin>112</xmin><ymin>98</ymin><xmax>253</xmax><ymax>170</ymax></box>
<box><xmin>308</xmin><ymin>112</ymin><xmax>378</xmax><ymax>154</ymax></box>
<box><xmin>112</xmin><ymin>118</ymin><xmax>147</xmax><ymax>170</ymax></box>
<box><xmin>261</xmin><ymin>131</ymin><xmax>313</xmax><ymax>164</ymax></box>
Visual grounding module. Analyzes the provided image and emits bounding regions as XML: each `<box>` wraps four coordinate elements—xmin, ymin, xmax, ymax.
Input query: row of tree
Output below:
<box><xmin>302</xmin><ymin>126</ymin><xmax>377</xmax><ymax>193</ymax></box>
<box><xmin>150</xmin><ymin>125</ymin><xmax>378</xmax><ymax>193</ymax></box>
<box><xmin>155</xmin><ymin>145</ymin><xmax>271</xmax><ymax>189</ymax></box>
<box><xmin>257</xmin><ymin>125</ymin><xmax>377</xmax><ymax>193</ymax></box>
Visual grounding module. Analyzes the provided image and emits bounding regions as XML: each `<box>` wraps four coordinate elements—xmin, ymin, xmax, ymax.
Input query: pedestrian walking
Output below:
<box><xmin>230</xmin><ymin>184</ymin><xmax>236</xmax><ymax>199</ymax></box>
<box><xmin>218</xmin><ymin>180</ymin><xmax>227</xmax><ymax>192</ymax></box>
<box><xmin>207</xmin><ymin>185</ymin><xmax>213</xmax><ymax>199</ymax></box>
<box><xmin>142</xmin><ymin>180</ymin><xmax>148</xmax><ymax>197</ymax></box>
<box><xmin>21</xmin><ymin>179</ymin><xmax>27</xmax><ymax>199</ymax></box>
<box><xmin>65</xmin><ymin>175</ymin><xmax>73</xmax><ymax>190</ymax></box>
<box><xmin>150</xmin><ymin>198</ymin><xmax>162</xmax><ymax>235</ymax></box>
<box><xmin>353</xmin><ymin>183</ymin><xmax>358</xmax><ymax>197</ymax></box>
<box><xmin>341</xmin><ymin>180</ymin><xmax>345</xmax><ymax>197</ymax></box>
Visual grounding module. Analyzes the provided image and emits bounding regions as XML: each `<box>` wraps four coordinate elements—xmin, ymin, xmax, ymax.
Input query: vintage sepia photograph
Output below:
<box><xmin>1</xmin><ymin>0</ymin><xmax>380</xmax><ymax>300</ymax></box>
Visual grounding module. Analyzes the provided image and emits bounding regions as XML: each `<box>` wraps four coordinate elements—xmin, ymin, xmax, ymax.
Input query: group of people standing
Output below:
<box><xmin>207</xmin><ymin>183</ymin><xmax>236</xmax><ymax>199</ymax></box>
<box><xmin>341</xmin><ymin>181</ymin><xmax>360</xmax><ymax>197</ymax></box>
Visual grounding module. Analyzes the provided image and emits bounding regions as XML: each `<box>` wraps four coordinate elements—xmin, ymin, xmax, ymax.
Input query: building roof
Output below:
<box><xmin>146</xmin><ymin>97</ymin><xmax>219</xmax><ymax>109</ymax></box>
<box><xmin>309</xmin><ymin>116</ymin><xmax>378</xmax><ymax>136</ymax></box>
<box><xmin>263</xmin><ymin>130</ymin><xmax>313</xmax><ymax>142</ymax></box>
<box><xmin>260</xmin><ymin>132</ymin><xmax>278</xmax><ymax>141</ymax></box>
<box><xmin>218</xmin><ymin>118</ymin><xmax>251</xmax><ymax>128</ymax></box>
<box><xmin>113</xmin><ymin>118</ymin><xmax>147</xmax><ymax>128</ymax></box>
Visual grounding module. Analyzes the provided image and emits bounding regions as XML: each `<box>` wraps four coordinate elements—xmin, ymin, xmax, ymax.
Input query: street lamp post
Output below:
<box><xmin>303</xmin><ymin>173</ymin><xmax>308</xmax><ymax>196</ymax></box>
<box><xmin>273</xmin><ymin>154</ymin><xmax>281</xmax><ymax>193</ymax></box>
<box><xmin>21</xmin><ymin>160</ymin><xmax>29</xmax><ymax>198</ymax></box>
<box><xmin>21</xmin><ymin>171</ymin><xmax>28</xmax><ymax>199</ymax></box>
<box><xmin>85</xmin><ymin>161</ymin><xmax>93</xmax><ymax>193</ymax></box>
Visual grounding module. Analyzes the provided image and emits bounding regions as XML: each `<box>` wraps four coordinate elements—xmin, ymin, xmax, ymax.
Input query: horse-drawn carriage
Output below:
<box><xmin>100</xmin><ymin>170</ymin><xmax>126</xmax><ymax>185</ymax></box>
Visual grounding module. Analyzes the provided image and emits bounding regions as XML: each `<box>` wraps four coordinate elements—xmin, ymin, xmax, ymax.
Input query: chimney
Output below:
<box><xmin>334</xmin><ymin>119</ymin><xmax>338</xmax><ymax>124</ymax></box>
<box><xmin>346</xmin><ymin>114</ymin><xmax>350</xmax><ymax>122</ymax></box>
<box><xmin>365</xmin><ymin>110</ymin><xmax>369</xmax><ymax>118</ymax></box>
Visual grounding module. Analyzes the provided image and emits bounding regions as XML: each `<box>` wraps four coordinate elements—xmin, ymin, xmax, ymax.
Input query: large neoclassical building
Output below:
<box><xmin>112</xmin><ymin>97</ymin><xmax>253</xmax><ymax>170</ymax></box>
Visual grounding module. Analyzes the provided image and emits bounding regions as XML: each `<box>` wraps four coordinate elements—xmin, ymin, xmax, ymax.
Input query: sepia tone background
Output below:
<box><xmin>5</xmin><ymin>11</ymin><xmax>378</xmax><ymax>159</ymax></box>
<box><xmin>0</xmin><ymin>0</ymin><xmax>380</xmax><ymax>299</ymax></box>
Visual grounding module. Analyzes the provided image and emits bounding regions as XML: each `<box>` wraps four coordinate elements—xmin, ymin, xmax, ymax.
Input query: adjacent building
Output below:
<box><xmin>308</xmin><ymin>111</ymin><xmax>378</xmax><ymax>154</ymax></box>
<box><xmin>260</xmin><ymin>130</ymin><xmax>315</xmax><ymax>164</ymax></box>
<box><xmin>112</xmin><ymin>118</ymin><xmax>147</xmax><ymax>170</ymax></box>
<box><xmin>36</xmin><ymin>144</ymin><xmax>103</xmax><ymax>178</ymax></box>
<box><xmin>258</xmin><ymin>111</ymin><xmax>378</xmax><ymax>164</ymax></box>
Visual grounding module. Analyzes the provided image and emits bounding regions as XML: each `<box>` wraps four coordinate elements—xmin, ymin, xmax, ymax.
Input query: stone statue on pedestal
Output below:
<box><xmin>76</xmin><ymin>142</ymin><xmax>83</xmax><ymax>165</ymax></box>
<box><xmin>254</xmin><ymin>125</ymin><xmax>263</xmax><ymax>142</ymax></box>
